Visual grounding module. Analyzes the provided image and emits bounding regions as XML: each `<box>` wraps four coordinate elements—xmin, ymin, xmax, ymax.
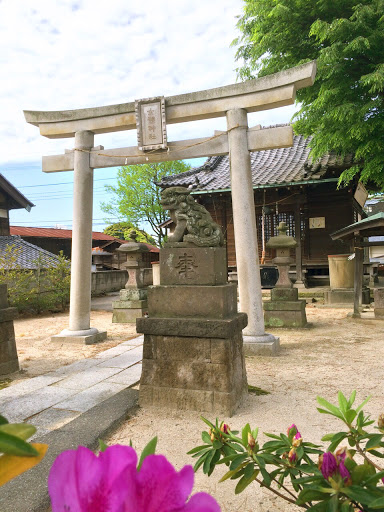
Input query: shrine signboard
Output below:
<box><xmin>135</xmin><ymin>96</ymin><xmax>167</xmax><ymax>151</ymax></box>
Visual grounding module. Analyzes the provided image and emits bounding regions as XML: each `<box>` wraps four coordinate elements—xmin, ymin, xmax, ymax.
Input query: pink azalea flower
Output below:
<box><xmin>48</xmin><ymin>445</ymin><xmax>221</xmax><ymax>512</ymax></box>
<box><xmin>48</xmin><ymin>445</ymin><xmax>137</xmax><ymax>511</ymax></box>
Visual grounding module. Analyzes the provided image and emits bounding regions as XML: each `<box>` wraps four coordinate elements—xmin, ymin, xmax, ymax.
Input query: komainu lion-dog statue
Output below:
<box><xmin>160</xmin><ymin>187</ymin><xmax>224</xmax><ymax>247</ymax></box>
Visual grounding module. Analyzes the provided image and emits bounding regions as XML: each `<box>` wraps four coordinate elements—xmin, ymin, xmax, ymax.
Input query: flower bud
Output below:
<box><xmin>247</xmin><ymin>432</ymin><xmax>256</xmax><ymax>450</ymax></box>
<box><xmin>319</xmin><ymin>452</ymin><xmax>337</xmax><ymax>480</ymax></box>
<box><xmin>378</xmin><ymin>414</ymin><xmax>384</xmax><ymax>429</ymax></box>
<box><xmin>220</xmin><ymin>423</ymin><xmax>230</xmax><ymax>435</ymax></box>
<box><xmin>288</xmin><ymin>448</ymin><xmax>297</xmax><ymax>463</ymax></box>
<box><xmin>338</xmin><ymin>459</ymin><xmax>351</xmax><ymax>485</ymax></box>
<box><xmin>292</xmin><ymin>435</ymin><xmax>302</xmax><ymax>447</ymax></box>
<box><xmin>287</xmin><ymin>424</ymin><xmax>298</xmax><ymax>436</ymax></box>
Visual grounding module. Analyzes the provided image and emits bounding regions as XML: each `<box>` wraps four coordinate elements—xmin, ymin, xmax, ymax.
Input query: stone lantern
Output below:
<box><xmin>264</xmin><ymin>222</ymin><xmax>307</xmax><ymax>327</ymax></box>
<box><xmin>112</xmin><ymin>231</ymin><xmax>149</xmax><ymax>323</ymax></box>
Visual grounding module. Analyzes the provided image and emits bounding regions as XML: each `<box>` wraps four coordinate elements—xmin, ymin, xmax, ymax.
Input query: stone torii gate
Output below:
<box><xmin>24</xmin><ymin>61</ymin><xmax>316</xmax><ymax>352</ymax></box>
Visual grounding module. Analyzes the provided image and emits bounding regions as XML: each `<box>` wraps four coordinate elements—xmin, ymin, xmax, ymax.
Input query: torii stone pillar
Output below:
<box><xmin>52</xmin><ymin>131</ymin><xmax>107</xmax><ymax>344</ymax></box>
<box><xmin>227</xmin><ymin>109</ymin><xmax>278</xmax><ymax>353</ymax></box>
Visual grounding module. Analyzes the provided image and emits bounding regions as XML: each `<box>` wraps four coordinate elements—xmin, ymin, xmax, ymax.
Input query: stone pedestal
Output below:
<box><xmin>374</xmin><ymin>288</ymin><xmax>384</xmax><ymax>318</ymax></box>
<box><xmin>113</xmin><ymin>288</ymin><xmax>148</xmax><ymax>323</ymax></box>
<box><xmin>0</xmin><ymin>284</ymin><xmax>19</xmax><ymax>375</ymax></box>
<box><xmin>264</xmin><ymin>288</ymin><xmax>307</xmax><ymax>328</ymax></box>
<box><xmin>137</xmin><ymin>246</ymin><xmax>248</xmax><ymax>416</ymax></box>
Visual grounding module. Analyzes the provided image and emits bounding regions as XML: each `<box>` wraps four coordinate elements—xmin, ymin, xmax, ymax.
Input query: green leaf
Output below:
<box><xmin>200</xmin><ymin>417</ymin><xmax>215</xmax><ymax>430</ymax></box>
<box><xmin>328</xmin><ymin>432</ymin><xmax>348</xmax><ymax>452</ymax></box>
<box><xmin>0</xmin><ymin>431</ymin><xmax>39</xmax><ymax>457</ymax></box>
<box><xmin>351</xmin><ymin>463</ymin><xmax>374</xmax><ymax>485</ymax></box>
<box><xmin>342</xmin><ymin>485</ymin><xmax>376</xmax><ymax>505</ymax></box>
<box><xmin>235</xmin><ymin>469</ymin><xmax>259</xmax><ymax>494</ymax></box>
<box><xmin>137</xmin><ymin>436</ymin><xmax>157</xmax><ymax>471</ymax></box>
<box><xmin>317</xmin><ymin>396</ymin><xmax>344</xmax><ymax>420</ymax></box>
<box><xmin>219</xmin><ymin>468</ymin><xmax>239</xmax><ymax>482</ymax></box>
<box><xmin>230</xmin><ymin>454</ymin><xmax>249</xmax><ymax>471</ymax></box>
<box><xmin>0</xmin><ymin>415</ymin><xmax>8</xmax><ymax>425</ymax></box>
<box><xmin>338</xmin><ymin>391</ymin><xmax>348</xmax><ymax>414</ymax></box>
<box><xmin>296</xmin><ymin>487</ymin><xmax>330</xmax><ymax>505</ymax></box>
<box><xmin>194</xmin><ymin>452</ymin><xmax>209</xmax><ymax>472</ymax></box>
<box><xmin>241</xmin><ymin>424</ymin><xmax>251</xmax><ymax>446</ymax></box>
<box><xmin>201</xmin><ymin>431</ymin><xmax>212</xmax><ymax>445</ymax></box>
<box><xmin>347</xmin><ymin>390</ymin><xmax>356</xmax><ymax>408</ymax></box>
<box><xmin>344</xmin><ymin>409</ymin><xmax>357</xmax><ymax>425</ymax></box>
<box><xmin>366</xmin><ymin>434</ymin><xmax>383</xmax><ymax>450</ymax></box>
<box><xmin>212</xmin><ymin>440</ymin><xmax>222</xmax><ymax>450</ymax></box>
<box><xmin>187</xmin><ymin>444</ymin><xmax>209</xmax><ymax>455</ymax></box>
<box><xmin>259</xmin><ymin>467</ymin><xmax>271</xmax><ymax>486</ymax></box>
<box><xmin>0</xmin><ymin>423</ymin><xmax>36</xmax><ymax>441</ymax></box>
<box><xmin>355</xmin><ymin>395</ymin><xmax>372</xmax><ymax>414</ymax></box>
<box><xmin>369</xmin><ymin>497</ymin><xmax>384</xmax><ymax>509</ymax></box>
<box><xmin>203</xmin><ymin>449</ymin><xmax>216</xmax><ymax>474</ymax></box>
<box><xmin>365</xmin><ymin>470</ymin><xmax>384</xmax><ymax>485</ymax></box>
<box><xmin>98</xmin><ymin>439</ymin><xmax>108</xmax><ymax>452</ymax></box>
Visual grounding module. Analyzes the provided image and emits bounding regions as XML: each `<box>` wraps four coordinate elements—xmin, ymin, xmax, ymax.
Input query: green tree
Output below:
<box><xmin>101</xmin><ymin>161</ymin><xmax>191</xmax><ymax>246</ymax></box>
<box><xmin>233</xmin><ymin>0</ymin><xmax>384</xmax><ymax>189</ymax></box>
<box><xmin>103</xmin><ymin>222</ymin><xmax>157</xmax><ymax>246</ymax></box>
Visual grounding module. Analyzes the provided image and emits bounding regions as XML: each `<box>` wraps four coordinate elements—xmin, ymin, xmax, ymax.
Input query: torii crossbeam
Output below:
<box><xmin>24</xmin><ymin>61</ymin><xmax>316</xmax><ymax>351</ymax></box>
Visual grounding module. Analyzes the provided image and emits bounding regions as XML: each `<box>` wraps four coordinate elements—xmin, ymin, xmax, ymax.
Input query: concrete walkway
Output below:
<box><xmin>0</xmin><ymin>335</ymin><xmax>143</xmax><ymax>438</ymax></box>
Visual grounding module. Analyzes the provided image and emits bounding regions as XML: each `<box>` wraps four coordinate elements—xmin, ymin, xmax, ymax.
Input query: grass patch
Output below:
<box><xmin>0</xmin><ymin>378</ymin><xmax>12</xmax><ymax>390</ymax></box>
<box><xmin>248</xmin><ymin>384</ymin><xmax>270</xmax><ymax>396</ymax></box>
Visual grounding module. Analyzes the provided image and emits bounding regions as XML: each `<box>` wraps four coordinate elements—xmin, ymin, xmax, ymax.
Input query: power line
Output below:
<box><xmin>16</xmin><ymin>176</ymin><xmax>118</xmax><ymax>189</ymax></box>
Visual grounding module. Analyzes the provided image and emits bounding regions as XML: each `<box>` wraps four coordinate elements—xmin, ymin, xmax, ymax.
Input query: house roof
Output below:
<box><xmin>330</xmin><ymin>213</ymin><xmax>384</xmax><ymax>241</ymax></box>
<box><xmin>158</xmin><ymin>132</ymin><xmax>354</xmax><ymax>192</ymax></box>
<box><xmin>0</xmin><ymin>236</ymin><xmax>61</xmax><ymax>269</ymax></box>
<box><xmin>10</xmin><ymin>226</ymin><xmax>126</xmax><ymax>243</ymax></box>
<box><xmin>0</xmin><ymin>174</ymin><xmax>34</xmax><ymax>211</ymax></box>
<box><xmin>10</xmin><ymin>226</ymin><xmax>160</xmax><ymax>252</ymax></box>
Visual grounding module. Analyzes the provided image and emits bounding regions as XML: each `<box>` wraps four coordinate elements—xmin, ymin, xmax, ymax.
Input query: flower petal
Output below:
<box><xmin>99</xmin><ymin>445</ymin><xmax>137</xmax><ymax>489</ymax></box>
<box><xmin>135</xmin><ymin>455</ymin><xmax>194</xmax><ymax>512</ymax></box>
<box><xmin>48</xmin><ymin>447</ymin><xmax>99</xmax><ymax>511</ymax></box>
<box><xmin>183</xmin><ymin>492</ymin><xmax>221</xmax><ymax>511</ymax></box>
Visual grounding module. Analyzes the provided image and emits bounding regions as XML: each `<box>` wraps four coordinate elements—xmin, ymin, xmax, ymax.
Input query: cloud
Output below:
<box><xmin>0</xmin><ymin>0</ymin><xmax>298</xmax><ymax>167</ymax></box>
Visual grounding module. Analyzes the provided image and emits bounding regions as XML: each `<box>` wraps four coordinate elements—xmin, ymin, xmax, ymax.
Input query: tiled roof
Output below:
<box><xmin>0</xmin><ymin>174</ymin><xmax>34</xmax><ymax>211</ymax></box>
<box><xmin>0</xmin><ymin>236</ymin><xmax>62</xmax><ymax>269</ymax></box>
<box><xmin>159</xmin><ymin>132</ymin><xmax>354</xmax><ymax>191</ymax></box>
<box><xmin>10</xmin><ymin>226</ymin><xmax>125</xmax><ymax>243</ymax></box>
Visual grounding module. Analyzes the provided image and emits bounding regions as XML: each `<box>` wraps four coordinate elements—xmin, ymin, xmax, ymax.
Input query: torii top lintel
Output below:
<box><xmin>24</xmin><ymin>62</ymin><xmax>316</xmax><ymax>139</ymax></box>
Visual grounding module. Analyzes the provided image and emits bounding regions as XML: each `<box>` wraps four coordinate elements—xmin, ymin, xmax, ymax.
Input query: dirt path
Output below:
<box><xmin>6</xmin><ymin>304</ymin><xmax>384</xmax><ymax>511</ymax></box>
<box><xmin>8</xmin><ymin>311</ymin><xmax>138</xmax><ymax>384</ymax></box>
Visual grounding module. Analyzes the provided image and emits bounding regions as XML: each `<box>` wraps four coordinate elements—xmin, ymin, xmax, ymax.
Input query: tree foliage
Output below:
<box><xmin>103</xmin><ymin>222</ymin><xmax>157</xmax><ymax>246</ymax></box>
<box><xmin>233</xmin><ymin>0</ymin><xmax>384</xmax><ymax>190</ymax></box>
<box><xmin>101</xmin><ymin>161</ymin><xmax>191</xmax><ymax>246</ymax></box>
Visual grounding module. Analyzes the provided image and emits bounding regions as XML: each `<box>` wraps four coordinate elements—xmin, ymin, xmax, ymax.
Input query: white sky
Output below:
<box><xmin>0</xmin><ymin>0</ymin><xmax>298</xmax><ymax>231</ymax></box>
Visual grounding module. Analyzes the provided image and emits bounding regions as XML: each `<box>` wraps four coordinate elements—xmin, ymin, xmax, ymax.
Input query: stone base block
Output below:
<box><xmin>112</xmin><ymin>308</ymin><xmax>146</xmax><ymax>323</ymax></box>
<box><xmin>119</xmin><ymin>288</ymin><xmax>147</xmax><ymax>301</ymax></box>
<box><xmin>243</xmin><ymin>333</ymin><xmax>280</xmax><ymax>356</ymax></box>
<box><xmin>0</xmin><ymin>288</ymin><xmax>19</xmax><ymax>375</ymax></box>
<box><xmin>264</xmin><ymin>299</ymin><xmax>307</xmax><ymax>327</ymax></box>
<box><xmin>0</xmin><ymin>359</ymin><xmax>19</xmax><ymax>375</ymax></box>
<box><xmin>147</xmin><ymin>284</ymin><xmax>237</xmax><ymax>319</ymax></box>
<box><xmin>374</xmin><ymin>308</ymin><xmax>384</xmax><ymax>318</ymax></box>
<box><xmin>160</xmin><ymin>247</ymin><xmax>227</xmax><ymax>286</ymax></box>
<box><xmin>139</xmin><ymin>330</ymin><xmax>247</xmax><ymax>416</ymax></box>
<box><xmin>325</xmin><ymin>288</ymin><xmax>354</xmax><ymax>304</ymax></box>
<box><xmin>137</xmin><ymin>313</ymin><xmax>247</xmax><ymax>339</ymax></box>
<box><xmin>271</xmin><ymin>288</ymin><xmax>298</xmax><ymax>301</ymax></box>
<box><xmin>51</xmin><ymin>330</ymin><xmax>107</xmax><ymax>345</ymax></box>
